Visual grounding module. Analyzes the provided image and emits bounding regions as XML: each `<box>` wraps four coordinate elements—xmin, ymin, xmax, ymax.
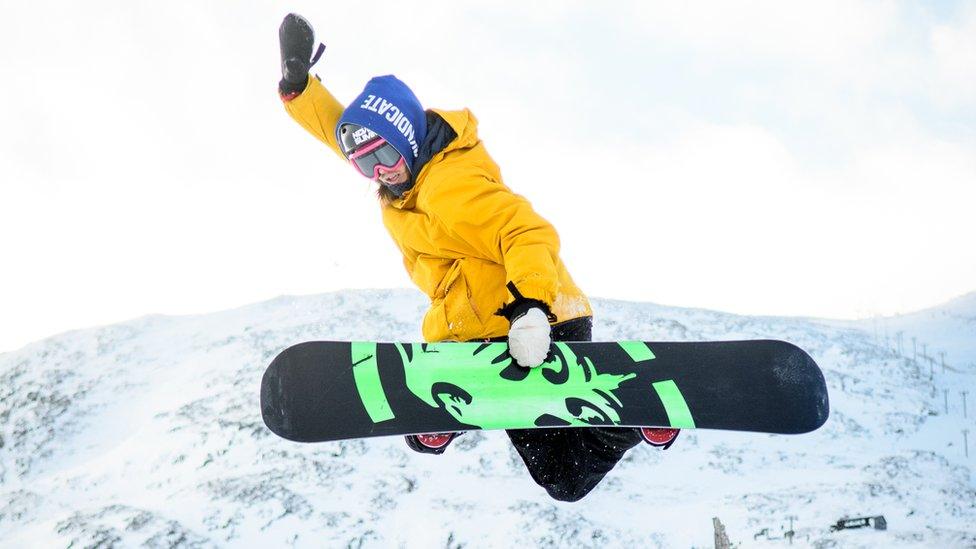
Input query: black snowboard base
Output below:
<box><xmin>261</xmin><ymin>339</ymin><xmax>829</xmax><ymax>443</ymax></box>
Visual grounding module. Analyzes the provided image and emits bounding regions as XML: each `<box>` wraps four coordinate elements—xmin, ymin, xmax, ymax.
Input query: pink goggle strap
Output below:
<box><xmin>348</xmin><ymin>137</ymin><xmax>388</xmax><ymax>161</ymax></box>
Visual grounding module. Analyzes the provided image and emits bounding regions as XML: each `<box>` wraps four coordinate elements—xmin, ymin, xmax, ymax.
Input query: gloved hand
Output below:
<box><xmin>278</xmin><ymin>13</ymin><xmax>316</xmax><ymax>95</ymax></box>
<box><xmin>508</xmin><ymin>307</ymin><xmax>552</xmax><ymax>368</ymax></box>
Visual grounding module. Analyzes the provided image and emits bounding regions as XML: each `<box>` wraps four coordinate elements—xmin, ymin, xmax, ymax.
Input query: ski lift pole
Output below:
<box><xmin>713</xmin><ymin>517</ymin><xmax>731</xmax><ymax>549</ymax></box>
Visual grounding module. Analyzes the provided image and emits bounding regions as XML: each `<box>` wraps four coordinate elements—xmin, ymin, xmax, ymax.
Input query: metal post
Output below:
<box><xmin>785</xmin><ymin>516</ymin><xmax>797</xmax><ymax>545</ymax></box>
<box><xmin>964</xmin><ymin>430</ymin><xmax>969</xmax><ymax>459</ymax></box>
<box><xmin>944</xmin><ymin>389</ymin><xmax>949</xmax><ymax>414</ymax></box>
<box><xmin>713</xmin><ymin>517</ymin><xmax>732</xmax><ymax>549</ymax></box>
<box><xmin>962</xmin><ymin>391</ymin><xmax>968</xmax><ymax>419</ymax></box>
<box><xmin>941</xmin><ymin>351</ymin><xmax>946</xmax><ymax>375</ymax></box>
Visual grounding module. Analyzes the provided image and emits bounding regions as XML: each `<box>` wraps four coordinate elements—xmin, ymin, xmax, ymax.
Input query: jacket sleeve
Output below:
<box><xmin>281</xmin><ymin>75</ymin><xmax>347</xmax><ymax>160</ymax></box>
<box><xmin>422</xmin><ymin>169</ymin><xmax>561</xmax><ymax>313</ymax></box>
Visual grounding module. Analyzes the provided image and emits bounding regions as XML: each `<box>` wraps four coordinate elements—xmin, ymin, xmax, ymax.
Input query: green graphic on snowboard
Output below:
<box><xmin>351</xmin><ymin>342</ymin><xmax>394</xmax><ymax>423</ymax></box>
<box><xmin>350</xmin><ymin>341</ymin><xmax>696</xmax><ymax>430</ymax></box>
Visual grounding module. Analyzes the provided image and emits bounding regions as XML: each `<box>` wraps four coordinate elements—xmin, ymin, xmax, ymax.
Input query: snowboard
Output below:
<box><xmin>261</xmin><ymin>339</ymin><xmax>829</xmax><ymax>443</ymax></box>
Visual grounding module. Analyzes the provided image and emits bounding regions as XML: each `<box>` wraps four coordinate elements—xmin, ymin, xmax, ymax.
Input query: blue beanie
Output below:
<box><xmin>336</xmin><ymin>75</ymin><xmax>427</xmax><ymax>170</ymax></box>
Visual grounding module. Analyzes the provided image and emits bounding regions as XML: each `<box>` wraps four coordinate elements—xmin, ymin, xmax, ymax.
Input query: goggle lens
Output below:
<box><xmin>349</xmin><ymin>138</ymin><xmax>405</xmax><ymax>179</ymax></box>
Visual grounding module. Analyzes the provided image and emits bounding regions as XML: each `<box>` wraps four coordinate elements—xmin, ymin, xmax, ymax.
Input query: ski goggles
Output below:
<box><xmin>348</xmin><ymin>137</ymin><xmax>406</xmax><ymax>179</ymax></box>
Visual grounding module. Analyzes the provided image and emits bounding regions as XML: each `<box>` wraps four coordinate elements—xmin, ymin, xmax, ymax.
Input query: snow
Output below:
<box><xmin>1</xmin><ymin>289</ymin><xmax>974</xmax><ymax>547</ymax></box>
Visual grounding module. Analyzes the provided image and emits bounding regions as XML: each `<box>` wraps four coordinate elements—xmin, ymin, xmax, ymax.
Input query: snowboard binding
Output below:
<box><xmin>640</xmin><ymin>427</ymin><xmax>680</xmax><ymax>450</ymax></box>
<box><xmin>405</xmin><ymin>432</ymin><xmax>461</xmax><ymax>455</ymax></box>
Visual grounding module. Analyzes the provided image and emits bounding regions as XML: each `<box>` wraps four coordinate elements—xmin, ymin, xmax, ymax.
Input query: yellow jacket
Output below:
<box><xmin>283</xmin><ymin>76</ymin><xmax>592</xmax><ymax>341</ymax></box>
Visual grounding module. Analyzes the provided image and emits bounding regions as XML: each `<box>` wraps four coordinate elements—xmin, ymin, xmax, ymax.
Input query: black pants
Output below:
<box><xmin>503</xmin><ymin>317</ymin><xmax>643</xmax><ymax>502</ymax></box>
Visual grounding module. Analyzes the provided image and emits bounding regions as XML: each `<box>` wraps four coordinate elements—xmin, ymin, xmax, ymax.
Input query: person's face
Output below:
<box><xmin>346</xmin><ymin>134</ymin><xmax>409</xmax><ymax>185</ymax></box>
<box><xmin>376</xmin><ymin>162</ymin><xmax>409</xmax><ymax>186</ymax></box>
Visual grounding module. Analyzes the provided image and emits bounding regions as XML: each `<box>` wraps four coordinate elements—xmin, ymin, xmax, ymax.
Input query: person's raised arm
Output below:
<box><xmin>278</xmin><ymin>13</ymin><xmax>346</xmax><ymax>159</ymax></box>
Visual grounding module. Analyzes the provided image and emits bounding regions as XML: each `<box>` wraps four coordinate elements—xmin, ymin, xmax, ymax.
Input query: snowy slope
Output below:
<box><xmin>1</xmin><ymin>290</ymin><xmax>974</xmax><ymax>548</ymax></box>
<box><xmin>856</xmin><ymin>292</ymin><xmax>976</xmax><ymax>371</ymax></box>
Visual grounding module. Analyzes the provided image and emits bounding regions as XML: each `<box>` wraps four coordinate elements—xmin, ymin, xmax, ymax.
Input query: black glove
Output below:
<box><xmin>278</xmin><ymin>13</ymin><xmax>316</xmax><ymax>95</ymax></box>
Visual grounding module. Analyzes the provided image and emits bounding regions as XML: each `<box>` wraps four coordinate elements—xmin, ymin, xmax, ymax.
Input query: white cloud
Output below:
<box><xmin>930</xmin><ymin>4</ymin><xmax>976</xmax><ymax>108</ymax></box>
<box><xmin>622</xmin><ymin>1</ymin><xmax>895</xmax><ymax>64</ymax></box>
<box><xmin>521</xmin><ymin>118</ymin><xmax>976</xmax><ymax>319</ymax></box>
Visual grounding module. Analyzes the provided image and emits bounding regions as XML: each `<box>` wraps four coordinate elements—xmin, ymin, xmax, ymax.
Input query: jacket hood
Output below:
<box><xmin>388</xmin><ymin>108</ymin><xmax>480</xmax><ymax>209</ymax></box>
<box><xmin>429</xmin><ymin>109</ymin><xmax>480</xmax><ymax>155</ymax></box>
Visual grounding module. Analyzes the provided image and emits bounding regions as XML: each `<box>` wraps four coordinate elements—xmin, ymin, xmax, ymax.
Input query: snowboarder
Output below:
<box><xmin>276</xmin><ymin>13</ymin><xmax>678</xmax><ymax>501</ymax></box>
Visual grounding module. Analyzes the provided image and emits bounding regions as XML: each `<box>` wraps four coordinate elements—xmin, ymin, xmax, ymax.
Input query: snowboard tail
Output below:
<box><xmin>261</xmin><ymin>340</ymin><xmax>829</xmax><ymax>443</ymax></box>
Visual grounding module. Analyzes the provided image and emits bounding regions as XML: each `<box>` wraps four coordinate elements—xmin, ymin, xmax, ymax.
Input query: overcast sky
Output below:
<box><xmin>1</xmin><ymin>1</ymin><xmax>974</xmax><ymax>352</ymax></box>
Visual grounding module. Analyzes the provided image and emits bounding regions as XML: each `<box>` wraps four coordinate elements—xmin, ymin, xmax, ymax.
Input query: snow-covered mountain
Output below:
<box><xmin>1</xmin><ymin>290</ymin><xmax>974</xmax><ymax>548</ymax></box>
